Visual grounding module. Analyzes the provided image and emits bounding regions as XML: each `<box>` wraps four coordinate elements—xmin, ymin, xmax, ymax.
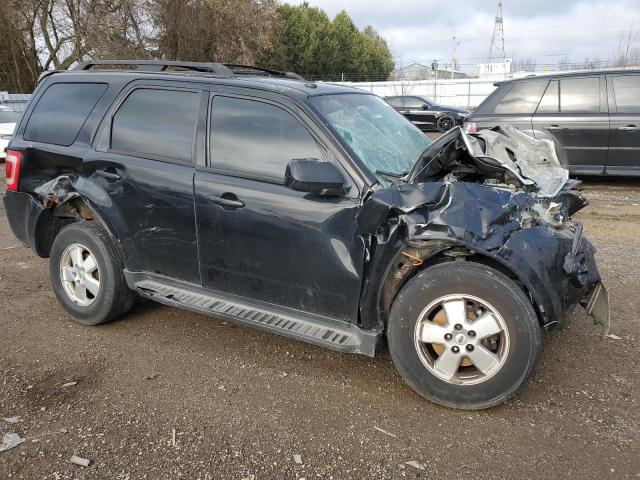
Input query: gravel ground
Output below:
<box><xmin>1</xmin><ymin>167</ymin><xmax>639</xmax><ymax>479</ymax></box>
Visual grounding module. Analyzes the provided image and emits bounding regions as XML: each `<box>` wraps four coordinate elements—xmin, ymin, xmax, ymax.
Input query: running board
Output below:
<box><xmin>125</xmin><ymin>272</ymin><xmax>379</xmax><ymax>356</ymax></box>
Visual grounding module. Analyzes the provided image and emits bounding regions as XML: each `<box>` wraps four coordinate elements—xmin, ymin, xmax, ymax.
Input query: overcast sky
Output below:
<box><xmin>287</xmin><ymin>0</ymin><xmax>640</xmax><ymax>73</ymax></box>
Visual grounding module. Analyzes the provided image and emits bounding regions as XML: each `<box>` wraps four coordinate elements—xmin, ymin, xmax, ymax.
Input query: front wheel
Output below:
<box><xmin>387</xmin><ymin>262</ymin><xmax>541</xmax><ymax>409</ymax></box>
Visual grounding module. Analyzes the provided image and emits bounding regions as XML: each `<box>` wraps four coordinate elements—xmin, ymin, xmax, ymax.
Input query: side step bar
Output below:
<box><xmin>125</xmin><ymin>272</ymin><xmax>380</xmax><ymax>356</ymax></box>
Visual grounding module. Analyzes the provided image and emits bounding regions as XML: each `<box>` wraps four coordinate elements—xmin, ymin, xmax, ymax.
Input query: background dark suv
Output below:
<box><xmin>385</xmin><ymin>95</ymin><xmax>468</xmax><ymax>132</ymax></box>
<box><xmin>465</xmin><ymin>70</ymin><xmax>640</xmax><ymax>176</ymax></box>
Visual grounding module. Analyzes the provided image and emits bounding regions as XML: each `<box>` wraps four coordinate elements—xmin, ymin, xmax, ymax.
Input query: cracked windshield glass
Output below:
<box><xmin>311</xmin><ymin>93</ymin><xmax>431</xmax><ymax>182</ymax></box>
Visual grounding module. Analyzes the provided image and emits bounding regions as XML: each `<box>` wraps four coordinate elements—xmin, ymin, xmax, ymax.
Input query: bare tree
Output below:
<box><xmin>613</xmin><ymin>23</ymin><xmax>640</xmax><ymax>67</ymax></box>
<box><xmin>512</xmin><ymin>57</ymin><xmax>536</xmax><ymax>72</ymax></box>
<box><xmin>557</xmin><ymin>56</ymin><xmax>571</xmax><ymax>71</ymax></box>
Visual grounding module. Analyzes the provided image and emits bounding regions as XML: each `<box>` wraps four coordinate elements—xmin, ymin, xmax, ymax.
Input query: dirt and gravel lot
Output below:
<box><xmin>1</xmin><ymin>167</ymin><xmax>639</xmax><ymax>480</ymax></box>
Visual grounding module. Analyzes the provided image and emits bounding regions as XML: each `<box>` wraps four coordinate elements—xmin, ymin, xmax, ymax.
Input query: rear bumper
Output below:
<box><xmin>3</xmin><ymin>190</ymin><xmax>47</xmax><ymax>252</ymax></box>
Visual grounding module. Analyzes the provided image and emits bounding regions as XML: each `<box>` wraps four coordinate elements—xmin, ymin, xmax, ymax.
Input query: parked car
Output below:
<box><xmin>465</xmin><ymin>69</ymin><xmax>640</xmax><ymax>176</ymax></box>
<box><xmin>3</xmin><ymin>60</ymin><xmax>608</xmax><ymax>410</ymax></box>
<box><xmin>0</xmin><ymin>106</ymin><xmax>21</xmax><ymax>161</ymax></box>
<box><xmin>384</xmin><ymin>95</ymin><xmax>468</xmax><ymax>132</ymax></box>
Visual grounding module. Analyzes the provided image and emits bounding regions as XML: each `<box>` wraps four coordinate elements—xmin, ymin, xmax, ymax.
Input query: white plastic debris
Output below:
<box><xmin>293</xmin><ymin>454</ymin><xmax>303</xmax><ymax>465</ymax></box>
<box><xmin>0</xmin><ymin>432</ymin><xmax>25</xmax><ymax>452</ymax></box>
<box><xmin>606</xmin><ymin>333</ymin><xmax>622</xmax><ymax>340</ymax></box>
<box><xmin>405</xmin><ymin>460</ymin><xmax>427</xmax><ymax>471</ymax></box>
<box><xmin>62</xmin><ymin>381</ymin><xmax>78</xmax><ymax>388</ymax></box>
<box><xmin>2</xmin><ymin>416</ymin><xmax>23</xmax><ymax>424</ymax></box>
<box><xmin>69</xmin><ymin>455</ymin><xmax>91</xmax><ymax>467</ymax></box>
<box><xmin>373</xmin><ymin>426</ymin><xmax>397</xmax><ymax>438</ymax></box>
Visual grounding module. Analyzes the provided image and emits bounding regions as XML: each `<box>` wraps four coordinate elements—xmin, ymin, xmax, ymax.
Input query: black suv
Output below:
<box><xmin>4</xmin><ymin>60</ymin><xmax>608</xmax><ymax>410</ymax></box>
<box><xmin>385</xmin><ymin>95</ymin><xmax>468</xmax><ymax>132</ymax></box>
<box><xmin>465</xmin><ymin>70</ymin><xmax>640</xmax><ymax>176</ymax></box>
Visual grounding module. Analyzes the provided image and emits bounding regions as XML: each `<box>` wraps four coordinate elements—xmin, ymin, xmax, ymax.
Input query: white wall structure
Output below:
<box><xmin>332</xmin><ymin>78</ymin><xmax>500</xmax><ymax>109</ymax></box>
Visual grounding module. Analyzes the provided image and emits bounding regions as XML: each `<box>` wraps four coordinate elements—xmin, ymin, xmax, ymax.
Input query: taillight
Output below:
<box><xmin>464</xmin><ymin>122</ymin><xmax>477</xmax><ymax>134</ymax></box>
<box><xmin>5</xmin><ymin>149</ymin><xmax>22</xmax><ymax>191</ymax></box>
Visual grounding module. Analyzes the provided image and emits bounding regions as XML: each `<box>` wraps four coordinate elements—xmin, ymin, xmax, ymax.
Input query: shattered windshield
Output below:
<box><xmin>310</xmin><ymin>93</ymin><xmax>431</xmax><ymax>181</ymax></box>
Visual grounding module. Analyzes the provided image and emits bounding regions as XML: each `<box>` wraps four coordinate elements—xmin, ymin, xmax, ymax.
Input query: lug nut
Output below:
<box><xmin>452</xmin><ymin>346</ymin><xmax>460</xmax><ymax>353</ymax></box>
<box><xmin>466</xmin><ymin>344</ymin><xmax>474</xmax><ymax>352</ymax></box>
<box><xmin>454</xmin><ymin>324</ymin><xmax>463</xmax><ymax>330</ymax></box>
<box><xmin>468</xmin><ymin>330</ymin><xmax>476</xmax><ymax>337</ymax></box>
<box><xmin>444</xmin><ymin>333</ymin><xmax>453</xmax><ymax>340</ymax></box>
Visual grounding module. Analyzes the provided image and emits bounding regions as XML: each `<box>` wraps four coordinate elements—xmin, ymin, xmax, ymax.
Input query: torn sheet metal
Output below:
<box><xmin>34</xmin><ymin>175</ymin><xmax>80</xmax><ymax>206</ymax></box>
<box><xmin>409</xmin><ymin>126</ymin><xmax>570</xmax><ymax>198</ymax></box>
<box><xmin>471</xmin><ymin>126</ymin><xmax>568</xmax><ymax>198</ymax></box>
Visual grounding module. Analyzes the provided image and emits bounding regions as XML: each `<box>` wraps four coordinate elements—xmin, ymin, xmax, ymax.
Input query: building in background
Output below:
<box><xmin>393</xmin><ymin>63</ymin><xmax>467</xmax><ymax>81</ymax></box>
<box><xmin>476</xmin><ymin>58</ymin><xmax>513</xmax><ymax>79</ymax></box>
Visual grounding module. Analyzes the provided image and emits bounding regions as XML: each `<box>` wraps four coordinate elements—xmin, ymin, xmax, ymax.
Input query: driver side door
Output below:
<box><xmin>403</xmin><ymin>96</ymin><xmax>437</xmax><ymax>131</ymax></box>
<box><xmin>194</xmin><ymin>92</ymin><xmax>365</xmax><ymax>323</ymax></box>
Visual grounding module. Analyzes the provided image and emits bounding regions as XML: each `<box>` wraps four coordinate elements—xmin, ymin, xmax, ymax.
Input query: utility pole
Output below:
<box><xmin>488</xmin><ymin>0</ymin><xmax>505</xmax><ymax>76</ymax></box>
<box><xmin>451</xmin><ymin>31</ymin><xmax>459</xmax><ymax>80</ymax></box>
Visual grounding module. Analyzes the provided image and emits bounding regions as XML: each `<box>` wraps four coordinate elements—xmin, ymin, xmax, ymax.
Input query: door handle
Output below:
<box><xmin>95</xmin><ymin>169</ymin><xmax>121</xmax><ymax>181</ymax></box>
<box><xmin>546</xmin><ymin>125</ymin><xmax>564</xmax><ymax>131</ymax></box>
<box><xmin>206</xmin><ymin>194</ymin><xmax>245</xmax><ymax>209</ymax></box>
<box><xmin>618</xmin><ymin>125</ymin><xmax>640</xmax><ymax>131</ymax></box>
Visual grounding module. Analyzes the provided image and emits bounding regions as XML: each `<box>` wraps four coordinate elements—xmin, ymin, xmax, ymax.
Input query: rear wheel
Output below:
<box><xmin>436</xmin><ymin>115</ymin><xmax>455</xmax><ymax>132</ymax></box>
<box><xmin>50</xmin><ymin>221</ymin><xmax>135</xmax><ymax>325</ymax></box>
<box><xmin>387</xmin><ymin>262</ymin><xmax>541</xmax><ymax>409</ymax></box>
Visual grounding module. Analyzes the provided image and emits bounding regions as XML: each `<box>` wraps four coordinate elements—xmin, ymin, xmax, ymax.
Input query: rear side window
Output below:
<box><xmin>492</xmin><ymin>80</ymin><xmax>547</xmax><ymax>114</ymax></box>
<box><xmin>111</xmin><ymin>88</ymin><xmax>200</xmax><ymax>162</ymax></box>
<box><xmin>209</xmin><ymin>96</ymin><xmax>323</xmax><ymax>182</ymax></box>
<box><xmin>385</xmin><ymin>97</ymin><xmax>403</xmax><ymax>107</ymax></box>
<box><xmin>404</xmin><ymin>97</ymin><xmax>425</xmax><ymax>109</ymax></box>
<box><xmin>560</xmin><ymin>77</ymin><xmax>600</xmax><ymax>113</ymax></box>
<box><xmin>24</xmin><ymin>83</ymin><xmax>107</xmax><ymax>146</ymax></box>
<box><xmin>611</xmin><ymin>75</ymin><xmax>640</xmax><ymax>113</ymax></box>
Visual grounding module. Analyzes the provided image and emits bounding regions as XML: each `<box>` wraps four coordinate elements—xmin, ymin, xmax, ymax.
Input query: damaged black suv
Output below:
<box><xmin>4</xmin><ymin>60</ymin><xmax>609</xmax><ymax>409</ymax></box>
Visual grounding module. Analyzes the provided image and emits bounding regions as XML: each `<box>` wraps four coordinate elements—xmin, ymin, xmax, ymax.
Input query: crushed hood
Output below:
<box><xmin>408</xmin><ymin>126</ymin><xmax>569</xmax><ymax>198</ymax></box>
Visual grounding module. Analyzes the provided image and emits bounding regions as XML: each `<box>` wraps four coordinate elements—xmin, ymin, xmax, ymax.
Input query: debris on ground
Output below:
<box><xmin>373</xmin><ymin>426</ymin><xmax>397</xmax><ymax>438</ymax></box>
<box><xmin>405</xmin><ymin>460</ymin><xmax>427</xmax><ymax>471</ymax></box>
<box><xmin>293</xmin><ymin>454</ymin><xmax>303</xmax><ymax>464</ymax></box>
<box><xmin>2</xmin><ymin>416</ymin><xmax>23</xmax><ymax>424</ymax></box>
<box><xmin>145</xmin><ymin>373</ymin><xmax>159</xmax><ymax>380</ymax></box>
<box><xmin>0</xmin><ymin>432</ymin><xmax>25</xmax><ymax>452</ymax></box>
<box><xmin>61</xmin><ymin>381</ymin><xmax>78</xmax><ymax>388</ymax></box>
<box><xmin>171</xmin><ymin>428</ymin><xmax>176</xmax><ymax>448</ymax></box>
<box><xmin>69</xmin><ymin>455</ymin><xmax>91</xmax><ymax>467</ymax></box>
<box><xmin>606</xmin><ymin>333</ymin><xmax>622</xmax><ymax>340</ymax></box>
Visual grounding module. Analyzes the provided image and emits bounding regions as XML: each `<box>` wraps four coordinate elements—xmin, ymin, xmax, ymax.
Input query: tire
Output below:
<box><xmin>436</xmin><ymin>115</ymin><xmax>455</xmax><ymax>132</ymax></box>
<box><xmin>387</xmin><ymin>261</ymin><xmax>541</xmax><ymax>410</ymax></box>
<box><xmin>49</xmin><ymin>221</ymin><xmax>135</xmax><ymax>325</ymax></box>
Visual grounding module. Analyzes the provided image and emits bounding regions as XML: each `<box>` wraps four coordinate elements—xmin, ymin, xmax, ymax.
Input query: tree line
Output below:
<box><xmin>0</xmin><ymin>0</ymin><xmax>395</xmax><ymax>92</ymax></box>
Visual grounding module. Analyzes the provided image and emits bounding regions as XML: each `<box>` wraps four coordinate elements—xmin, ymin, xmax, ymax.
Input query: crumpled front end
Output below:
<box><xmin>358</xmin><ymin>126</ymin><xmax>609</xmax><ymax>335</ymax></box>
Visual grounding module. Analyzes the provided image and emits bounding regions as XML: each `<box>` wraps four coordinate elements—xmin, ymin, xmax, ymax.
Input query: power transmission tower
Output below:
<box><xmin>451</xmin><ymin>31</ymin><xmax>459</xmax><ymax>80</ymax></box>
<box><xmin>488</xmin><ymin>0</ymin><xmax>505</xmax><ymax>63</ymax></box>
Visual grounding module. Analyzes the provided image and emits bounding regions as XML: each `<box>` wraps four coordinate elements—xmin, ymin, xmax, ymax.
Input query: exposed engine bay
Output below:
<box><xmin>405</xmin><ymin>126</ymin><xmax>587</xmax><ymax>226</ymax></box>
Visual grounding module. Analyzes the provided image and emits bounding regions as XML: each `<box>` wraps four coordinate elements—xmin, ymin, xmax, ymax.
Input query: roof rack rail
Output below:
<box><xmin>73</xmin><ymin>60</ymin><xmax>234</xmax><ymax>76</ymax></box>
<box><xmin>223</xmin><ymin>64</ymin><xmax>306</xmax><ymax>81</ymax></box>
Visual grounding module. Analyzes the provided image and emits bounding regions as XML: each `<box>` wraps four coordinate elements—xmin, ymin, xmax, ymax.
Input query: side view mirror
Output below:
<box><xmin>422</xmin><ymin>103</ymin><xmax>430</xmax><ymax>110</ymax></box>
<box><xmin>284</xmin><ymin>159</ymin><xmax>347</xmax><ymax>196</ymax></box>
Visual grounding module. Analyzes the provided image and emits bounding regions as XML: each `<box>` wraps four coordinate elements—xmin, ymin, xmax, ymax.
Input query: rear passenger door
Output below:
<box><xmin>532</xmin><ymin>75</ymin><xmax>608</xmax><ymax>174</ymax></box>
<box><xmin>606</xmin><ymin>74</ymin><xmax>640</xmax><ymax>175</ymax></box>
<box><xmin>87</xmin><ymin>84</ymin><xmax>203</xmax><ymax>283</ymax></box>
<box><xmin>193</xmin><ymin>92</ymin><xmax>365</xmax><ymax>324</ymax></box>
